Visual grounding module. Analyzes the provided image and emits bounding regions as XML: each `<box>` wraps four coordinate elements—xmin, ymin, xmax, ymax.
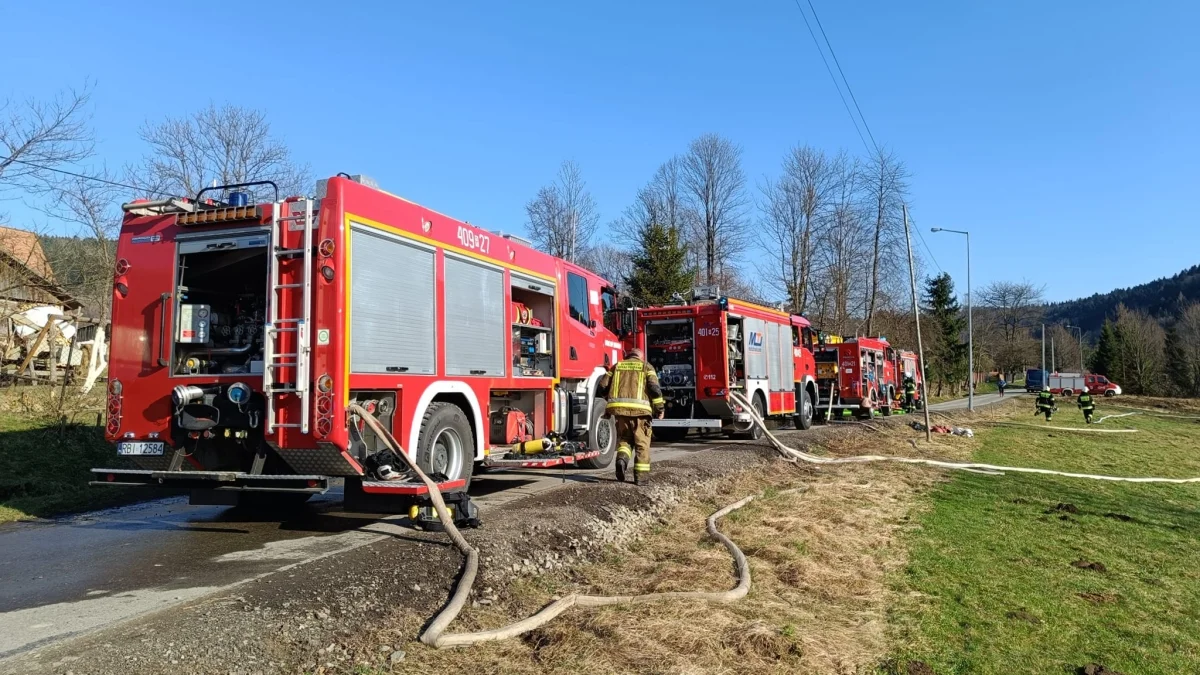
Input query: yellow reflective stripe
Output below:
<box><xmin>650</xmin><ymin>397</ymin><xmax>665</xmax><ymax>406</ymax></box>
<box><xmin>634</xmin><ymin>463</ymin><xmax>651</xmax><ymax>471</ymax></box>
<box><xmin>607</xmin><ymin>400</ymin><xmax>652</xmax><ymax>413</ymax></box>
<box><xmin>636</xmin><ymin>371</ymin><xmax>645</xmax><ymax>401</ymax></box>
<box><xmin>615</xmin><ymin>361</ymin><xmax>643</xmax><ymax>371</ymax></box>
<box><xmin>617</xmin><ymin>445</ymin><xmax>632</xmax><ymax>457</ymax></box>
<box><xmin>609</xmin><ymin>369</ymin><xmax>622</xmax><ymax>398</ymax></box>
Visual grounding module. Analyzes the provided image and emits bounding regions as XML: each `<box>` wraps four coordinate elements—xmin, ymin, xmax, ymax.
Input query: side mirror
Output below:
<box><xmin>589</xmin><ymin>319</ymin><xmax>597</xmax><ymax>329</ymax></box>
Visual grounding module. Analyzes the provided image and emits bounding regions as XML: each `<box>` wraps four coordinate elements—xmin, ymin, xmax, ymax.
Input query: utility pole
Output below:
<box><xmin>1051</xmin><ymin>337</ymin><xmax>1056</xmax><ymax>373</ymax></box>
<box><xmin>904</xmin><ymin>204</ymin><xmax>932</xmax><ymax>442</ymax></box>
<box><xmin>931</xmin><ymin>227</ymin><xmax>973</xmax><ymax>411</ymax></box>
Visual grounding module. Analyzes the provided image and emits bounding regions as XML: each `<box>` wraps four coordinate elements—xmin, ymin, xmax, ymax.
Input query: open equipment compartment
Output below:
<box><xmin>172</xmin><ymin>229</ymin><xmax>270</xmax><ymax>376</ymax></box>
<box><xmin>645</xmin><ymin>318</ymin><xmax>696</xmax><ymax>419</ymax></box>
<box><xmin>511</xmin><ymin>273</ymin><xmax>555</xmax><ymax>378</ymax></box>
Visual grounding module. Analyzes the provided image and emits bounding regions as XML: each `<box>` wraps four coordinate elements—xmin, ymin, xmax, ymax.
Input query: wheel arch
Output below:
<box><xmin>407</xmin><ymin>382</ymin><xmax>486</xmax><ymax>462</ymax></box>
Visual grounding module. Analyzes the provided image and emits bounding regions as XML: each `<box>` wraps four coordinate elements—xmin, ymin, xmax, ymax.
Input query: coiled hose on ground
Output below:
<box><xmin>348</xmin><ymin>404</ymin><xmax>764</xmax><ymax>649</ymax></box>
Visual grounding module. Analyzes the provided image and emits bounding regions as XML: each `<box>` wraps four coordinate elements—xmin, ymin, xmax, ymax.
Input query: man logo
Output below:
<box><xmin>748</xmin><ymin>331</ymin><xmax>764</xmax><ymax>352</ymax></box>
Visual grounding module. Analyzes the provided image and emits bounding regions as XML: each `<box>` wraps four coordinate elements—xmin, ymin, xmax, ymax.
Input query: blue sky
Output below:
<box><xmin>2</xmin><ymin>0</ymin><xmax>1196</xmax><ymax>302</ymax></box>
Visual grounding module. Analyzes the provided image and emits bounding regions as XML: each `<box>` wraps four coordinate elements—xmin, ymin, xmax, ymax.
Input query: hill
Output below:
<box><xmin>1044</xmin><ymin>264</ymin><xmax>1200</xmax><ymax>334</ymax></box>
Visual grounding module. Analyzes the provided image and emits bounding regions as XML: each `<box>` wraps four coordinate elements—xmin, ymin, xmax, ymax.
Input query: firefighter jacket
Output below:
<box><xmin>903</xmin><ymin>377</ymin><xmax>916</xmax><ymax>395</ymax></box>
<box><xmin>1077</xmin><ymin>393</ymin><xmax>1095</xmax><ymax>410</ymax></box>
<box><xmin>598</xmin><ymin>358</ymin><xmax>665</xmax><ymax>418</ymax></box>
<box><xmin>1036</xmin><ymin>391</ymin><xmax>1055</xmax><ymax>409</ymax></box>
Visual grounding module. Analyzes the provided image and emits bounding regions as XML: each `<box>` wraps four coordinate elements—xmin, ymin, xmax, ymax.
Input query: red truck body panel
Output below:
<box><xmin>106</xmin><ymin>177</ymin><xmax>618</xmax><ymax>482</ymax></box>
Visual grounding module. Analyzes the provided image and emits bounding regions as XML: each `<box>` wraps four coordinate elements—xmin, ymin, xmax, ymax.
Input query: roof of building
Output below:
<box><xmin>0</xmin><ymin>225</ymin><xmax>80</xmax><ymax>310</ymax></box>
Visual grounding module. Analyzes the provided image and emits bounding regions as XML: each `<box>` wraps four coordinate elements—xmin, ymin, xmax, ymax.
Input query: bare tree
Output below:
<box><xmin>524</xmin><ymin>160</ymin><xmax>599</xmax><ymax>263</ymax></box>
<box><xmin>133</xmin><ymin>104</ymin><xmax>309</xmax><ymax>201</ymax></box>
<box><xmin>681</xmin><ymin>134</ymin><xmax>748</xmax><ymax>285</ymax></box>
<box><xmin>809</xmin><ymin>154</ymin><xmax>867</xmax><ymax>334</ymax></box>
<box><xmin>979</xmin><ymin>280</ymin><xmax>1045</xmax><ymax>341</ymax></box>
<box><xmin>578</xmin><ymin>243</ymin><xmax>633</xmax><ymax>290</ymax></box>
<box><xmin>0</xmin><ymin>84</ymin><xmax>94</xmax><ymax>198</ymax></box>
<box><xmin>758</xmin><ymin>145</ymin><xmax>839</xmax><ymax>314</ymax></box>
<box><xmin>610</xmin><ymin>156</ymin><xmax>694</xmax><ymax>248</ymax></box>
<box><xmin>1115</xmin><ymin>304</ymin><xmax>1166</xmax><ymax>394</ymax></box>
<box><xmin>861</xmin><ymin>147</ymin><xmax>910</xmax><ymax>334</ymax></box>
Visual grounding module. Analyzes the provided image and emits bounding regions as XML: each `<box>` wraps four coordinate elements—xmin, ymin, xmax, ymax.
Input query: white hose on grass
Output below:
<box><xmin>348</xmin><ymin>404</ymin><xmax>767</xmax><ymax>649</ymax></box>
<box><xmin>1094</xmin><ymin>412</ymin><xmax>1140</xmax><ymax>424</ymax></box>
<box><xmin>729</xmin><ymin>392</ymin><xmax>1200</xmax><ymax>485</ymax></box>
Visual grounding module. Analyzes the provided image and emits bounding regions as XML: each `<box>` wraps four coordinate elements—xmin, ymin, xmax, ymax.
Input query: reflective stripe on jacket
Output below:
<box><xmin>598</xmin><ymin>358</ymin><xmax>664</xmax><ymax>417</ymax></box>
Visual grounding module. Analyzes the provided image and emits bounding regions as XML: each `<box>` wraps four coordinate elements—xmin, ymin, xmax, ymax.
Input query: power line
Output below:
<box><xmin>0</xmin><ymin>155</ymin><xmax>173</xmax><ymax>197</ymax></box>
<box><xmin>805</xmin><ymin>0</ymin><xmax>879</xmax><ymax>154</ymax></box>
<box><xmin>790</xmin><ymin>0</ymin><xmax>872</xmax><ymax>155</ymax></box>
<box><xmin>906</xmin><ymin>211</ymin><xmax>943</xmax><ymax>274</ymax></box>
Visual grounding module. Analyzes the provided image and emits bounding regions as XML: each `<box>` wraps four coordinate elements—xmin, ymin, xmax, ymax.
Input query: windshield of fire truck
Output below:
<box><xmin>814</xmin><ymin>348</ymin><xmax>838</xmax><ymax>363</ymax></box>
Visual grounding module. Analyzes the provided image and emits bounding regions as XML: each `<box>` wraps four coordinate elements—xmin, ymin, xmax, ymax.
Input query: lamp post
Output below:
<box><xmin>1066</xmin><ymin>325</ymin><xmax>1084</xmax><ymax>373</ymax></box>
<box><xmin>930</xmin><ymin>227</ymin><xmax>973</xmax><ymax>411</ymax></box>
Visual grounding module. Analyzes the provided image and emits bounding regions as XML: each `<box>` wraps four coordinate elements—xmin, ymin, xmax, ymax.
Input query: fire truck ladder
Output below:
<box><xmin>264</xmin><ymin>198</ymin><xmax>314</xmax><ymax>434</ymax></box>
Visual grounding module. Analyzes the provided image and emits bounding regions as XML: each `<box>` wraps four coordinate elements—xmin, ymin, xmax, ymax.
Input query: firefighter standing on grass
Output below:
<box><xmin>1077</xmin><ymin>390</ymin><xmax>1096</xmax><ymax>424</ymax></box>
<box><xmin>1035</xmin><ymin>387</ymin><xmax>1057</xmax><ymax>421</ymax></box>
<box><xmin>597</xmin><ymin>347</ymin><xmax>665</xmax><ymax>486</ymax></box>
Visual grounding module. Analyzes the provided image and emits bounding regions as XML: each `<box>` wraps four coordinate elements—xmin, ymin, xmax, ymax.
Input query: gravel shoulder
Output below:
<box><xmin>3</xmin><ymin>426</ymin><xmax>851</xmax><ymax>675</ymax></box>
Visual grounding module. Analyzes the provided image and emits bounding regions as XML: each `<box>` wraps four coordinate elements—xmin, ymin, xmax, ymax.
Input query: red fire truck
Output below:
<box><xmin>814</xmin><ymin>336</ymin><xmax>911</xmax><ymax>419</ymax></box>
<box><xmin>94</xmin><ymin>175</ymin><xmax>622</xmax><ymax>508</ymax></box>
<box><xmin>627</xmin><ymin>294</ymin><xmax>819</xmax><ymax>441</ymax></box>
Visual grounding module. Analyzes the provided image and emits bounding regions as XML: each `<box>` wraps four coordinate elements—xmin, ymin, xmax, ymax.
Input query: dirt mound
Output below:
<box><xmin>1071</xmin><ymin>559</ymin><xmax>1108</xmax><ymax>573</ymax></box>
<box><xmin>1005</xmin><ymin>609</ymin><xmax>1041</xmax><ymax>624</ymax></box>
<box><xmin>1077</xmin><ymin>664</ymin><xmax>1125</xmax><ymax>675</ymax></box>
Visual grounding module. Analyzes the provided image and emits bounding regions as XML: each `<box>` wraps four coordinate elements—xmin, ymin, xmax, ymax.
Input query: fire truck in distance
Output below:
<box><xmin>95</xmin><ymin>175</ymin><xmax>622</xmax><ymax>508</ymax></box>
<box><xmin>814</xmin><ymin>336</ymin><xmax>921</xmax><ymax>419</ymax></box>
<box><xmin>625</xmin><ymin>292</ymin><xmax>820</xmax><ymax>441</ymax></box>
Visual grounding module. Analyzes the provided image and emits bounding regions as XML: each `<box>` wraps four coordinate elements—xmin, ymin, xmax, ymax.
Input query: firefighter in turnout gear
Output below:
<box><xmin>1035</xmin><ymin>388</ymin><xmax>1057</xmax><ymax>421</ymax></box>
<box><xmin>596</xmin><ymin>347</ymin><xmax>665</xmax><ymax>486</ymax></box>
<box><xmin>902</xmin><ymin>375</ymin><xmax>917</xmax><ymax>413</ymax></box>
<box><xmin>1077</xmin><ymin>390</ymin><xmax>1096</xmax><ymax>424</ymax></box>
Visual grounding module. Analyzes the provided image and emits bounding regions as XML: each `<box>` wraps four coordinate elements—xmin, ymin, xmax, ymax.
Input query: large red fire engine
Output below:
<box><xmin>94</xmin><ymin>175</ymin><xmax>622</xmax><ymax>507</ymax></box>
<box><xmin>626</xmin><ymin>293</ymin><xmax>819</xmax><ymax>440</ymax></box>
<box><xmin>814</xmin><ymin>336</ymin><xmax>917</xmax><ymax>419</ymax></box>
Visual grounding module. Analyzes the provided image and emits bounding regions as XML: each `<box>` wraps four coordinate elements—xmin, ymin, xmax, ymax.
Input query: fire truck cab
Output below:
<box><xmin>814</xmin><ymin>336</ymin><xmax>901</xmax><ymax>419</ymax></box>
<box><xmin>630</xmin><ymin>293</ymin><xmax>819</xmax><ymax>441</ymax></box>
<box><xmin>95</xmin><ymin>175</ymin><xmax>621</xmax><ymax>509</ymax></box>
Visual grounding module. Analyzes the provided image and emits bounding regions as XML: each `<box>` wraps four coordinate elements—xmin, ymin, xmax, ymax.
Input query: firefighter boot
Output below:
<box><xmin>634</xmin><ymin>469</ymin><xmax>649</xmax><ymax>487</ymax></box>
<box><xmin>615</xmin><ymin>445</ymin><xmax>632</xmax><ymax>483</ymax></box>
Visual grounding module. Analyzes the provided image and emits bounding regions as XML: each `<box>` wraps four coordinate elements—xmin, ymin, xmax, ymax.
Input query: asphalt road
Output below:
<box><xmin>0</xmin><ymin>391</ymin><xmax>1018</xmax><ymax>659</ymax></box>
<box><xmin>0</xmin><ymin>437</ymin><xmax>739</xmax><ymax>660</ymax></box>
<box><xmin>928</xmin><ymin>390</ymin><xmax>1026</xmax><ymax>411</ymax></box>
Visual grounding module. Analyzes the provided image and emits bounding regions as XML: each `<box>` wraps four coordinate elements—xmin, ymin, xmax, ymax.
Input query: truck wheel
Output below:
<box><xmin>578</xmin><ymin>399</ymin><xmax>616</xmax><ymax>469</ymax></box>
<box><xmin>1062</xmin><ymin>389</ymin><xmax>1073</xmax><ymax>397</ymax></box>
<box><xmin>795</xmin><ymin>390</ymin><xmax>814</xmax><ymax>430</ymax></box>
<box><xmin>416</xmin><ymin>402</ymin><xmax>474</xmax><ymax>492</ymax></box>
<box><xmin>747</xmin><ymin>393</ymin><xmax>766</xmax><ymax>440</ymax></box>
<box><xmin>1104</xmin><ymin>390</ymin><xmax>1116</xmax><ymax>397</ymax></box>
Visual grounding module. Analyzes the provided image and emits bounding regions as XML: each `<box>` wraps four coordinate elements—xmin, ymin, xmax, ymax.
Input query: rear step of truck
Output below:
<box><xmin>359</xmin><ymin>478</ymin><xmax>467</xmax><ymax>495</ymax></box>
<box><xmin>484</xmin><ymin>448</ymin><xmax>600</xmax><ymax>469</ymax></box>
<box><xmin>91</xmin><ymin>468</ymin><xmax>328</xmax><ymax>493</ymax></box>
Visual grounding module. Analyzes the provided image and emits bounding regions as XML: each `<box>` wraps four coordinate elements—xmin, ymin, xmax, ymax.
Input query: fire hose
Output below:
<box><xmin>728</xmin><ymin>391</ymin><xmax>1200</xmax><ymax>485</ymax></box>
<box><xmin>347</xmin><ymin>403</ymin><xmax>762</xmax><ymax>649</ymax></box>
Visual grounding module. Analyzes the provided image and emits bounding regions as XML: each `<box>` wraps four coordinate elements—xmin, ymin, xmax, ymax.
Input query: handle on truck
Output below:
<box><xmin>194</xmin><ymin>180</ymin><xmax>279</xmax><ymax>205</ymax></box>
<box><xmin>157</xmin><ymin>292</ymin><xmax>172</xmax><ymax>367</ymax></box>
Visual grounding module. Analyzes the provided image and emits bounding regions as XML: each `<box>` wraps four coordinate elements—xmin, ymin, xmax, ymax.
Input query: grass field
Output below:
<box><xmin>887</xmin><ymin>401</ymin><xmax>1200</xmax><ymax>674</ymax></box>
<box><xmin>0</xmin><ymin>389</ymin><xmax>142</xmax><ymax>523</ymax></box>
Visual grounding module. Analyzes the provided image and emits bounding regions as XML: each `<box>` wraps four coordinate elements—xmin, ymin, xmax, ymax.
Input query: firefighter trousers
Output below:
<box><xmin>613</xmin><ymin>415</ymin><xmax>653</xmax><ymax>475</ymax></box>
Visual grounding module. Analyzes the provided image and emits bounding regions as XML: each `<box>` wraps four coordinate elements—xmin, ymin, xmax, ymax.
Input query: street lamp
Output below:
<box><xmin>1066</xmin><ymin>325</ymin><xmax>1084</xmax><ymax>373</ymax></box>
<box><xmin>930</xmin><ymin>227</ymin><xmax>973</xmax><ymax>411</ymax></box>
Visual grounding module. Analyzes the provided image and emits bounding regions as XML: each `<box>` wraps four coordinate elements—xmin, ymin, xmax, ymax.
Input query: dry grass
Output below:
<box><xmin>375</xmin><ymin>446</ymin><xmax>946</xmax><ymax>675</ymax></box>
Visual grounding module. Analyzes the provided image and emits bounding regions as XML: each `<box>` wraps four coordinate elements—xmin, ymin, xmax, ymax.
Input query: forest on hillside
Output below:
<box><xmin>1044</xmin><ymin>265</ymin><xmax>1200</xmax><ymax>335</ymax></box>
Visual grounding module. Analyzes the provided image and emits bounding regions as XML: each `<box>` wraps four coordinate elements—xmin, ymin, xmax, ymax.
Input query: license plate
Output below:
<box><xmin>117</xmin><ymin>441</ymin><xmax>165</xmax><ymax>456</ymax></box>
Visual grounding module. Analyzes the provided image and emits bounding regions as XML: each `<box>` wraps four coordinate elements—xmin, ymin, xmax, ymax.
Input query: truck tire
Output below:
<box><xmin>746</xmin><ymin>392</ymin><xmax>766</xmax><ymax>440</ymax></box>
<box><xmin>795</xmin><ymin>390</ymin><xmax>814</xmax><ymax>430</ymax></box>
<box><xmin>578</xmin><ymin>398</ymin><xmax>616</xmax><ymax>469</ymax></box>
<box><xmin>881</xmin><ymin>386</ymin><xmax>894</xmax><ymax>417</ymax></box>
<box><xmin>416</xmin><ymin>402</ymin><xmax>474</xmax><ymax>492</ymax></box>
